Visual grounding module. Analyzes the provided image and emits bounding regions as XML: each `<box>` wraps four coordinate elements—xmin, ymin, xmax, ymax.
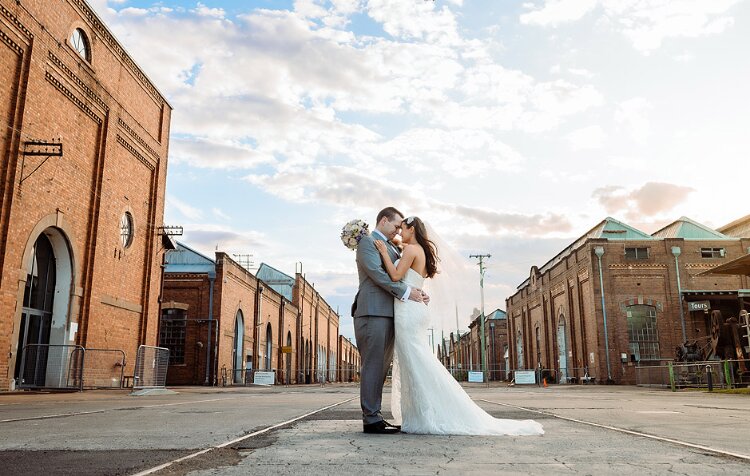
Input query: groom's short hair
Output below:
<box><xmin>377</xmin><ymin>207</ymin><xmax>404</xmax><ymax>224</ymax></box>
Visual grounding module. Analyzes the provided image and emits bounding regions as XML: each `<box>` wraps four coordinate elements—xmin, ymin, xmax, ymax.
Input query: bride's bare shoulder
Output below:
<box><xmin>404</xmin><ymin>243</ymin><xmax>424</xmax><ymax>256</ymax></box>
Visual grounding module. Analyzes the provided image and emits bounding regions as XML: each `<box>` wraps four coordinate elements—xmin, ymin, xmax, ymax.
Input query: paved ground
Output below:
<box><xmin>0</xmin><ymin>383</ymin><xmax>749</xmax><ymax>475</ymax></box>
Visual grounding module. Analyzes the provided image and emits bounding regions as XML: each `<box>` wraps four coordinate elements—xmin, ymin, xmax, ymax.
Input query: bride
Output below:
<box><xmin>373</xmin><ymin>216</ymin><xmax>543</xmax><ymax>436</ymax></box>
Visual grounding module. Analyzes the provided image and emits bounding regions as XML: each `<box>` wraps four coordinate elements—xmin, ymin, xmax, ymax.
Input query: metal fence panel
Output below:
<box><xmin>18</xmin><ymin>344</ymin><xmax>84</xmax><ymax>391</ymax></box>
<box><xmin>133</xmin><ymin>345</ymin><xmax>170</xmax><ymax>389</ymax></box>
<box><xmin>81</xmin><ymin>348</ymin><xmax>126</xmax><ymax>389</ymax></box>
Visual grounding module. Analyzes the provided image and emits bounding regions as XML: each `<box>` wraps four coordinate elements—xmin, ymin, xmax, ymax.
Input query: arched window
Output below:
<box><xmin>627</xmin><ymin>304</ymin><xmax>660</xmax><ymax>361</ymax></box>
<box><xmin>70</xmin><ymin>28</ymin><xmax>90</xmax><ymax>62</ymax></box>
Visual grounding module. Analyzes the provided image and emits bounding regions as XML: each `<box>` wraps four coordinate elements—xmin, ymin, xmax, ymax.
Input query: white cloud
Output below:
<box><xmin>614</xmin><ymin>97</ymin><xmax>652</xmax><ymax>144</ymax></box>
<box><xmin>167</xmin><ymin>195</ymin><xmax>204</xmax><ymax>221</ymax></box>
<box><xmin>522</xmin><ymin>0</ymin><xmax>743</xmax><ymax>53</ymax></box>
<box><xmin>194</xmin><ymin>2</ymin><xmax>225</xmax><ymax>19</ymax></box>
<box><xmin>520</xmin><ymin>0</ymin><xmax>599</xmax><ymax>27</ymax></box>
<box><xmin>566</xmin><ymin>124</ymin><xmax>606</xmax><ymax>150</ymax></box>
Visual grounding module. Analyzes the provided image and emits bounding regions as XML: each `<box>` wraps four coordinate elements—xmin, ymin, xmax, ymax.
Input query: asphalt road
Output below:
<box><xmin>0</xmin><ymin>383</ymin><xmax>749</xmax><ymax>475</ymax></box>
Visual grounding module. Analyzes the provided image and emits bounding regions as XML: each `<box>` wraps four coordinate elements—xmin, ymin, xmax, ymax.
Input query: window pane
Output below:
<box><xmin>626</xmin><ymin>305</ymin><xmax>660</xmax><ymax>361</ymax></box>
<box><xmin>160</xmin><ymin>309</ymin><xmax>186</xmax><ymax>365</ymax></box>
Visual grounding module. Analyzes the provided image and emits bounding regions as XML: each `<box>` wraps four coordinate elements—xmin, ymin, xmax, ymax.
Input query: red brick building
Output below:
<box><xmin>0</xmin><ymin>0</ymin><xmax>171</xmax><ymax>390</ymax></box>
<box><xmin>506</xmin><ymin>217</ymin><xmax>750</xmax><ymax>385</ymax></box>
<box><xmin>162</xmin><ymin>243</ymin><xmax>347</xmax><ymax>385</ymax></box>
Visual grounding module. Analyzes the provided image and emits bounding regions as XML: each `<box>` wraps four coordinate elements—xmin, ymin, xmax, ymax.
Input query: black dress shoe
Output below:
<box><xmin>363</xmin><ymin>420</ymin><xmax>401</xmax><ymax>434</ymax></box>
<box><xmin>382</xmin><ymin>420</ymin><xmax>401</xmax><ymax>430</ymax></box>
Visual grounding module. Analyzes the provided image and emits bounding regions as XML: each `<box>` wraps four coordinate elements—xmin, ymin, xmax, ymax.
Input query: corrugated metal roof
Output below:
<box><xmin>651</xmin><ymin>216</ymin><xmax>733</xmax><ymax>240</ymax></box>
<box><xmin>517</xmin><ymin>217</ymin><xmax>652</xmax><ymax>289</ymax></box>
<box><xmin>256</xmin><ymin>263</ymin><xmax>294</xmax><ymax>301</ymax></box>
<box><xmin>165</xmin><ymin>242</ymin><xmax>216</xmax><ymax>275</ymax></box>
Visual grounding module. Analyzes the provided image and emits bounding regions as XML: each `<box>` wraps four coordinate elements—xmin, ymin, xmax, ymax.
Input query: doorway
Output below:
<box><xmin>15</xmin><ymin>229</ymin><xmax>73</xmax><ymax>388</ymax></box>
<box><xmin>557</xmin><ymin>315</ymin><xmax>569</xmax><ymax>383</ymax></box>
<box><xmin>233</xmin><ymin>310</ymin><xmax>244</xmax><ymax>384</ymax></box>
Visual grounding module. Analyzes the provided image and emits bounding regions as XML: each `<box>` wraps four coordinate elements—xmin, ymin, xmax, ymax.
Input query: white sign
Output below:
<box><xmin>253</xmin><ymin>371</ymin><xmax>275</xmax><ymax>385</ymax></box>
<box><xmin>515</xmin><ymin>370</ymin><xmax>536</xmax><ymax>385</ymax></box>
<box><xmin>468</xmin><ymin>371</ymin><xmax>484</xmax><ymax>383</ymax></box>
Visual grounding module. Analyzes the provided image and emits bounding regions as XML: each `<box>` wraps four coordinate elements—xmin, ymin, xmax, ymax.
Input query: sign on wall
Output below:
<box><xmin>688</xmin><ymin>300</ymin><xmax>711</xmax><ymax>312</ymax></box>
<box><xmin>514</xmin><ymin>370</ymin><xmax>536</xmax><ymax>385</ymax></box>
<box><xmin>468</xmin><ymin>371</ymin><xmax>484</xmax><ymax>383</ymax></box>
<box><xmin>253</xmin><ymin>371</ymin><xmax>275</xmax><ymax>385</ymax></box>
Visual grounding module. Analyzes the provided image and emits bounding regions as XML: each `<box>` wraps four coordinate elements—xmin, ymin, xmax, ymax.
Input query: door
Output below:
<box><xmin>557</xmin><ymin>317</ymin><xmax>569</xmax><ymax>383</ymax></box>
<box><xmin>15</xmin><ymin>234</ymin><xmax>56</xmax><ymax>387</ymax></box>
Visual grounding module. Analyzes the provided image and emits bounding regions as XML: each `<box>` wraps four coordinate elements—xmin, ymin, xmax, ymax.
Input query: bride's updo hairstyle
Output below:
<box><xmin>403</xmin><ymin>216</ymin><xmax>439</xmax><ymax>278</ymax></box>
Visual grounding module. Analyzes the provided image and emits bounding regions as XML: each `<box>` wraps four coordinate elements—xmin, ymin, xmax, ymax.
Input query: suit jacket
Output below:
<box><xmin>352</xmin><ymin>233</ymin><xmax>407</xmax><ymax>318</ymax></box>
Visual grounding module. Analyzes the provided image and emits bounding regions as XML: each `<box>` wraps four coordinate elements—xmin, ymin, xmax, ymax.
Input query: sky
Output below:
<box><xmin>89</xmin><ymin>0</ymin><xmax>750</xmax><ymax>341</ymax></box>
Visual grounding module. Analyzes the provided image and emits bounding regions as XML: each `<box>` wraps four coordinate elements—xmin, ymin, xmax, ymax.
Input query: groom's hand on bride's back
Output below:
<box><xmin>408</xmin><ymin>288</ymin><xmax>430</xmax><ymax>305</ymax></box>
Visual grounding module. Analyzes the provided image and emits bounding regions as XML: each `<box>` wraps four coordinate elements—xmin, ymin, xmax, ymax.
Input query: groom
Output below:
<box><xmin>352</xmin><ymin>206</ymin><xmax>427</xmax><ymax>434</ymax></box>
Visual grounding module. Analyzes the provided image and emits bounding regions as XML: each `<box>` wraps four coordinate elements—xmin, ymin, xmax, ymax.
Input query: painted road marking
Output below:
<box><xmin>480</xmin><ymin>399</ymin><xmax>750</xmax><ymax>461</ymax></box>
<box><xmin>131</xmin><ymin>397</ymin><xmax>357</xmax><ymax>476</ymax></box>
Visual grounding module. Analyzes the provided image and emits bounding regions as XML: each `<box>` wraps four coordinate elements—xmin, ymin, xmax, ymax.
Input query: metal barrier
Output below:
<box><xmin>17</xmin><ymin>344</ymin><xmax>84</xmax><ymax>391</ymax></box>
<box><xmin>81</xmin><ymin>348</ymin><xmax>126</xmax><ymax>389</ymax></box>
<box><xmin>133</xmin><ymin>345</ymin><xmax>170</xmax><ymax>389</ymax></box>
<box><xmin>636</xmin><ymin>360</ymin><xmax>742</xmax><ymax>389</ymax></box>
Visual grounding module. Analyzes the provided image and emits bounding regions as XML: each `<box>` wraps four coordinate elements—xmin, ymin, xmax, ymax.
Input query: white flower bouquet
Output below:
<box><xmin>341</xmin><ymin>219</ymin><xmax>369</xmax><ymax>250</ymax></box>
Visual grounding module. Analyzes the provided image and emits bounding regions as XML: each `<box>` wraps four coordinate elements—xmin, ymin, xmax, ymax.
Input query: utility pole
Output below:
<box><xmin>470</xmin><ymin>254</ymin><xmax>491</xmax><ymax>383</ymax></box>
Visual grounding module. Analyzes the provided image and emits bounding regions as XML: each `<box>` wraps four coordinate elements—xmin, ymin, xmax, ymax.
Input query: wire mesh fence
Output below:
<box><xmin>17</xmin><ymin>344</ymin><xmax>84</xmax><ymax>390</ymax></box>
<box><xmin>81</xmin><ymin>348</ymin><xmax>126</xmax><ymax>389</ymax></box>
<box><xmin>635</xmin><ymin>360</ymin><xmax>748</xmax><ymax>390</ymax></box>
<box><xmin>133</xmin><ymin>345</ymin><xmax>170</xmax><ymax>389</ymax></box>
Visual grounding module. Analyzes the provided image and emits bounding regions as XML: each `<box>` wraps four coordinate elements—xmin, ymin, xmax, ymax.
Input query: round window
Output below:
<box><xmin>120</xmin><ymin>212</ymin><xmax>134</xmax><ymax>248</ymax></box>
<box><xmin>70</xmin><ymin>28</ymin><xmax>90</xmax><ymax>61</ymax></box>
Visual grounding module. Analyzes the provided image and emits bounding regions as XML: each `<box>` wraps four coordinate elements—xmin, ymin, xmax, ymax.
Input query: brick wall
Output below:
<box><xmin>0</xmin><ymin>0</ymin><xmax>171</xmax><ymax>390</ymax></box>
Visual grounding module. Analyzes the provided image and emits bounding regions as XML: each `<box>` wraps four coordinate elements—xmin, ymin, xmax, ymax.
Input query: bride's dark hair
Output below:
<box><xmin>403</xmin><ymin>216</ymin><xmax>439</xmax><ymax>278</ymax></box>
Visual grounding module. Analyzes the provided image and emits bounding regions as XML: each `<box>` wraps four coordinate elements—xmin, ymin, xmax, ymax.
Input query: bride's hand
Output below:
<box><xmin>373</xmin><ymin>240</ymin><xmax>388</xmax><ymax>256</ymax></box>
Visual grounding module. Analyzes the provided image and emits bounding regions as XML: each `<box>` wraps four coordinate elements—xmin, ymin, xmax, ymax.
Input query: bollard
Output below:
<box><xmin>706</xmin><ymin>364</ymin><xmax>713</xmax><ymax>392</ymax></box>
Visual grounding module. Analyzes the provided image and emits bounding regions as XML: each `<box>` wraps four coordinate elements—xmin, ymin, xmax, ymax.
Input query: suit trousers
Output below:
<box><xmin>354</xmin><ymin>315</ymin><xmax>395</xmax><ymax>425</ymax></box>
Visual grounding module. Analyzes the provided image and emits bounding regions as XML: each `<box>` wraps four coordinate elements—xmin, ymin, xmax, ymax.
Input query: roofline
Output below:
<box><xmin>717</xmin><ymin>214</ymin><xmax>750</xmax><ymax>233</ymax></box>
<box><xmin>174</xmin><ymin>241</ymin><xmax>216</xmax><ymax>264</ymax></box>
<box><xmin>651</xmin><ymin>216</ymin><xmax>733</xmax><ymax>239</ymax></box>
<box><xmin>79</xmin><ymin>0</ymin><xmax>172</xmax><ymax>108</ymax></box>
<box><xmin>257</xmin><ymin>262</ymin><xmax>294</xmax><ymax>282</ymax></box>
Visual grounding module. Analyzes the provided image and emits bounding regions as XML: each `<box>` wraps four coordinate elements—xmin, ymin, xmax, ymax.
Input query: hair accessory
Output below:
<box><xmin>406</xmin><ymin>216</ymin><xmax>415</xmax><ymax>225</ymax></box>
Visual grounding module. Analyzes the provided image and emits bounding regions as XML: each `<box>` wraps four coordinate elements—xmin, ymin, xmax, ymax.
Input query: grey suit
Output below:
<box><xmin>353</xmin><ymin>233</ymin><xmax>407</xmax><ymax>425</ymax></box>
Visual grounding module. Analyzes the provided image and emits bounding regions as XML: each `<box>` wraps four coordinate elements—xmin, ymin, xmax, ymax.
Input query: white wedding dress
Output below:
<box><xmin>390</xmin><ymin>268</ymin><xmax>544</xmax><ymax>436</ymax></box>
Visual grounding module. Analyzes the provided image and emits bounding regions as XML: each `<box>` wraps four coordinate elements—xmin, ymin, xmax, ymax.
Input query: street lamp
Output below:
<box><xmin>427</xmin><ymin>327</ymin><xmax>435</xmax><ymax>354</ymax></box>
<box><xmin>470</xmin><ymin>254</ymin><xmax>491</xmax><ymax>383</ymax></box>
<box><xmin>594</xmin><ymin>246</ymin><xmax>612</xmax><ymax>383</ymax></box>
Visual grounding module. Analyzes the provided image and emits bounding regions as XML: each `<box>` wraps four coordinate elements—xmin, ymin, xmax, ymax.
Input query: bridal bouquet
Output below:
<box><xmin>341</xmin><ymin>219</ymin><xmax>369</xmax><ymax>250</ymax></box>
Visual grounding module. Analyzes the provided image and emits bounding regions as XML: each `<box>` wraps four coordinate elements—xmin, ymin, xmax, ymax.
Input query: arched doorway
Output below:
<box><xmin>285</xmin><ymin>332</ymin><xmax>292</xmax><ymax>384</ymax></box>
<box><xmin>15</xmin><ymin>229</ymin><xmax>73</xmax><ymax>388</ymax></box>
<box><xmin>233</xmin><ymin>310</ymin><xmax>244</xmax><ymax>384</ymax></box>
<box><xmin>516</xmin><ymin>330</ymin><xmax>524</xmax><ymax>369</ymax></box>
<box><xmin>304</xmin><ymin>340</ymin><xmax>311</xmax><ymax>384</ymax></box>
<box><xmin>265</xmin><ymin>323</ymin><xmax>272</xmax><ymax>370</ymax></box>
<box><xmin>557</xmin><ymin>314</ymin><xmax>569</xmax><ymax>383</ymax></box>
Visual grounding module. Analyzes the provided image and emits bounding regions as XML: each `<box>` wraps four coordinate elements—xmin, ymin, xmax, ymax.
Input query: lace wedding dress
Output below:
<box><xmin>390</xmin><ymin>268</ymin><xmax>544</xmax><ymax>436</ymax></box>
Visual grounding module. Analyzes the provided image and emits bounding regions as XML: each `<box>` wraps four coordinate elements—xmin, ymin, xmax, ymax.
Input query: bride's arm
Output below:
<box><xmin>374</xmin><ymin>241</ymin><xmax>416</xmax><ymax>282</ymax></box>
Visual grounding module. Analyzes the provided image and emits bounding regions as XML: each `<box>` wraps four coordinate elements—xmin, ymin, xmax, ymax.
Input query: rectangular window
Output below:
<box><xmin>701</xmin><ymin>248</ymin><xmax>725</xmax><ymax>259</ymax></box>
<box><xmin>625</xmin><ymin>247</ymin><xmax>649</xmax><ymax>259</ymax></box>
<box><xmin>160</xmin><ymin>308</ymin><xmax>186</xmax><ymax>365</ymax></box>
